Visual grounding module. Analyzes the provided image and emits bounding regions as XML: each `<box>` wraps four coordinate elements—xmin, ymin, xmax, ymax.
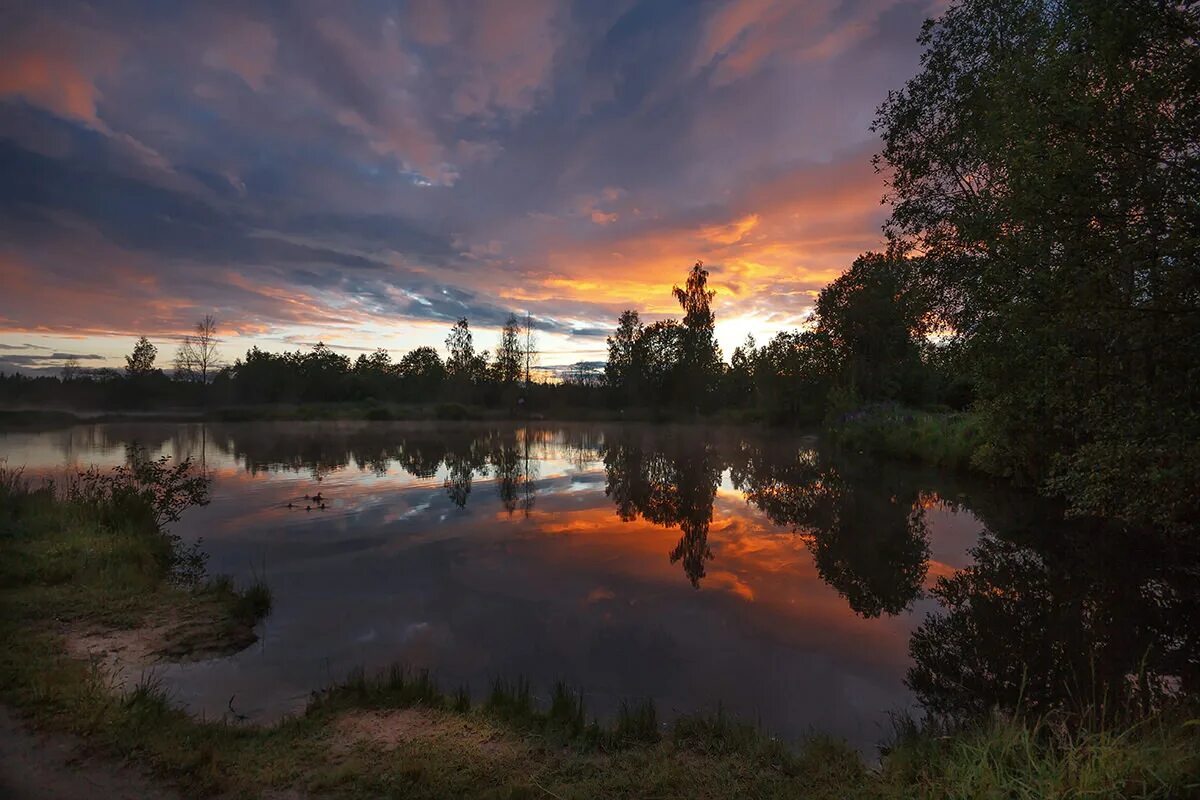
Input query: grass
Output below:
<box><xmin>1</xmin><ymin>463</ymin><xmax>1198</xmax><ymax>798</ymax></box>
<box><xmin>830</xmin><ymin>404</ymin><xmax>984</xmax><ymax>470</ymax></box>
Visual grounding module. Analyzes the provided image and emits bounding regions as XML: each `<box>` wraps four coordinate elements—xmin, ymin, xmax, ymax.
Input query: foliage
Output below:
<box><xmin>873</xmin><ymin>0</ymin><xmax>1200</xmax><ymax>533</ymax></box>
<box><xmin>672</xmin><ymin>261</ymin><xmax>723</xmax><ymax>410</ymax></box>
<box><xmin>814</xmin><ymin>251</ymin><xmax>933</xmax><ymax>404</ymax></box>
<box><xmin>832</xmin><ymin>405</ymin><xmax>983</xmax><ymax>471</ymax></box>
<box><xmin>605</xmin><ymin>309</ymin><xmax>645</xmax><ymax>406</ymax></box>
<box><xmin>491</xmin><ymin>313</ymin><xmax>525</xmax><ymax>386</ymax></box>
<box><xmin>124</xmin><ymin>336</ymin><xmax>158</xmax><ymax>377</ymax></box>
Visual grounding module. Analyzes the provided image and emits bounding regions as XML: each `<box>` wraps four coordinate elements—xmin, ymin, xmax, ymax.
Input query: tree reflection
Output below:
<box><xmin>907</xmin><ymin>525</ymin><xmax>1200</xmax><ymax>719</ymax></box>
<box><xmin>491</xmin><ymin>432</ymin><xmax>537</xmax><ymax>517</ymax></box>
<box><xmin>732</xmin><ymin>443</ymin><xmax>930</xmax><ymax>617</ymax></box>
<box><xmin>603</xmin><ymin>432</ymin><xmax>721</xmax><ymax>587</ymax></box>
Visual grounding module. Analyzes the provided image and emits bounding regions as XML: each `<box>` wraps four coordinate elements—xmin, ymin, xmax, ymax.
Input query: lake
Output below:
<box><xmin>3</xmin><ymin>421</ymin><xmax>1195</xmax><ymax>751</ymax></box>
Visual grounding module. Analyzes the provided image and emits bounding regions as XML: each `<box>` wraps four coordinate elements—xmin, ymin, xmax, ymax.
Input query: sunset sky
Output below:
<box><xmin>0</xmin><ymin>0</ymin><xmax>939</xmax><ymax>375</ymax></box>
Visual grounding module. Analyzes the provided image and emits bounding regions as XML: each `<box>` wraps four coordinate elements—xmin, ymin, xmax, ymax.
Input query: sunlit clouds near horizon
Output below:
<box><xmin>0</xmin><ymin>0</ymin><xmax>940</xmax><ymax>373</ymax></box>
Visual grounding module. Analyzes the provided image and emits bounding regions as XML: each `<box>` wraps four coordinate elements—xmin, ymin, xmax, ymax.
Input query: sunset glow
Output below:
<box><xmin>0</xmin><ymin>0</ymin><xmax>935</xmax><ymax>372</ymax></box>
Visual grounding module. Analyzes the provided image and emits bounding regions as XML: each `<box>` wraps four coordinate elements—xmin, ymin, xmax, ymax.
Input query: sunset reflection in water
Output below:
<box><xmin>0</xmin><ymin>421</ymin><xmax>998</xmax><ymax>749</ymax></box>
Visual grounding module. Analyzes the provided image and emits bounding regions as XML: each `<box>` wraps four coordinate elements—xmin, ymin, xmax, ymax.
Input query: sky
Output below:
<box><xmin>0</xmin><ymin>0</ymin><xmax>940</xmax><ymax>375</ymax></box>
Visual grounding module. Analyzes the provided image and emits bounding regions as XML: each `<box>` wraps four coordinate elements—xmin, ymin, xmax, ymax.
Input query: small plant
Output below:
<box><xmin>615</xmin><ymin>698</ymin><xmax>660</xmax><ymax>746</ymax></box>
<box><xmin>453</xmin><ymin>684</ymin><xmax>471</xmax><ymax>712</ymax></box>
<box><xmin>548</xmin><ymin>681</ymin><xmax>587</xmax><ymax>736</ymax></box>
<box><xmin>486</xmin><ymin>676</ymin><xmax>534</xmax><ymax>723</ymax></box>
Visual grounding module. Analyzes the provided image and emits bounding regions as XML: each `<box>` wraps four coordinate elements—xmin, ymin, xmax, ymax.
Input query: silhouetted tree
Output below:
<box><xmin>672</xmin><ymin>261</ymin><xmax>722</xmax><ymax>411</ymax></box>
<box><xmin>445</xmin><ymin>318</ymin><xmax>487</xmax><ymax>401</ymax></box>
<box><xmin>174</xmin><ymin>315</ymin><xmax>222</xmax><ymax>383</ymax></box>
<box><xmin>605</xmin><ymin>310</ymin><xmax>645</xmax><ymax>407</ymax></box>
<box><xmin>397</xmin><ymin>346</ymin><xmax>445</xmax><ymax>399</ymax></box>
<box><xmin>125</xmin><ymin>336</ymin><xmax>158</xmax><ymax>377</ymax></box>
<box><xmin>814</xmin><ymin>251</ymin><xmax>931</xmax><ymax>404</ymax></box>
<box><xmin>60</xmin><ymin>357</ymin><xmax>81</xmax><ymax>382</ymax></box>
<box><xmin>752</xmin><ymin>330</ymin><xmax>835</xmax><ymax>424</ymax></box>
<box><xmin>874</xmin><ymin>0</ymin><xmax>1200</xmax><ymax>533</ymax></box>
<box><xmin>522</xmin><ymin>312</ymin><xmax>538</xmax><ymax>387</ymax></box>
<box><xmin>493</xmin><ymin>314</ymin><xmax>524</xmax><ymax>387</ymax></box>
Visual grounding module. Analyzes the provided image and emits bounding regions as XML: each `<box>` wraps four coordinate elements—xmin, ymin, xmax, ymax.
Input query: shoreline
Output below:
<box><xmin>2</xmin><ymin>459</ymin><xmax>1196</xmax><ymax>798</ymax></box>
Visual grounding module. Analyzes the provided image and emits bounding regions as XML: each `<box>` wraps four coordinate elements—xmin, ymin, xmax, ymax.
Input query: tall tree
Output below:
<box><xmin>445</xmin><ymin>318</ymin><xmax>487</xmax><ymax>400</ymax></box>
<box><xmin>521</xmin><ymin>313</ymin><xmax>538</xmax><ymax>387</ymax></box>
<box><xmin>493</xmin><ymin>314</ymin><xmax>524</xmax><ymax>386</ymax></box>
<box><xmin>445</xmin><ymin>318</ymin><xmax>475</xmax><ymax>378</ymax></box>
<box><xmin>672</xmin><ymin>262</ymin><xmax>722</xmax><ymax>410</ymax></box>
<box><xmin>174</xmin><ymin>315</ymin><xmax>222</xmax><ymax>383</ymax></box>
<box><xmin>874</xmin><ymin>0</ymin><xmax>1200</xmax><ymax>533</ymax></box>
<box><xmin>605</xmin><ymin>310</ymin><xmax>645</xmax><ymax>405</ymax></box>
<box><xmin>125</xmin><ymin>336</ymin><xmax>158</xmax><ymax>377</ymax></box>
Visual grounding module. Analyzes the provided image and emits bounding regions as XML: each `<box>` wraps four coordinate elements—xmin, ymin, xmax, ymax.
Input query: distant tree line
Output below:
<box><xmin>0</xmin><ymin>254</ymin><xmax>961</xmax><ymax>421</ymax></box>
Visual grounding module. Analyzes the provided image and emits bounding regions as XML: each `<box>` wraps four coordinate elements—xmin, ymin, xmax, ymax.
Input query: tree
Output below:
<box><xmin>125</xmin><ymin>336</ymin><xmax>158</xmax><ymax>377</ymax></box>
<box><xmin>493</xmin><ymin>314</ymin><xmax>524</xmax><ymax>386</ymax></box>
<box><xmin>813</xmin><ymin>251</ymin><xmax>931</xmax><ymax>404</ymax></box>
<box><xmin>753</xmin><ymin>330</ymin><xmax>835</xmax><ymax>424</ymax></box>
<box><xmin>605</xmin><ymin>310</ymin><xmax>645</xmax><ymax>405</ymax></box>
<box><xmin>726</xmin><ymin>334</ymin><xmax>756</xmax><ymax>408</ymax></box>
<box><xmin>397</xmin><ymin>347</ymin><xmax>445</xmax><ymax>398</ymax></box>
<box><xmin>522</xmin><ymin>313</ymin><xmax>538</xmax><ymax>387</ymax></box>
<box><xmin>445</xmin><ymin>318</ymin><xmax>487</xmax><ymax>399</ymax></box>
<box><xmin>873</xmin><ymin>0</ymin><xmax>1200</xmax><ymax>533</ymax></box>
<box><xmin>672</xmin><ymin>262</ymin><xmax>722</xmax><ymax>410</ymax></box>
<box><xmin>353</xmin><ymin>348</ymin><xmax>395</xmax><ymax>400</ymax></box>
<box><xmin>60</xmin><ymin>357</ymin><xmax>81</xmax><ymax>382</ymax></box>
<box><xmin>174</xmin><ymin>315</ymin><xmax>222</xmax><ymax>383</ymax></box>
<box><xmin>638</xmin><ymin>320</ymin><xmax>684</xmax><ymax>407</ymax></box>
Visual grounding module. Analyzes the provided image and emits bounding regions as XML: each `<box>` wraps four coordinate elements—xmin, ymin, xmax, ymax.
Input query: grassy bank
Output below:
<box><xmin>2</xmin><ymin>463</ymin><xmax>1197</xmax><ymax>798</ymax></box>
<box><xmin>829</xmin><ymin>404</ymin><xmax>984</xmax><ymax>471</ymax></box>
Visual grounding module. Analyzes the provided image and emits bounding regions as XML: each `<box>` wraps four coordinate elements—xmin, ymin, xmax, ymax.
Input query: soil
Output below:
<box><xmin>0</xmin><ymin>705</ymin><xmax>181</xmax><ymax>800</ymax></box>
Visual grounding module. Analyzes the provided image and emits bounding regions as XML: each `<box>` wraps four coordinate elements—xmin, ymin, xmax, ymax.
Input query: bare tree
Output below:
<box><xmin>61</xmin><ymin>356</ymin><xmax>81</xmax><ymax>381</ymax></box>
<box><xmin>175</xmin><ymin>315</ymin><xmax>222</xmax><ymax>383</ymax></box>
<box><xmin>522</xmin><ymin>312</ymin><xmax>538</xmax><ymax>387</ymax></box>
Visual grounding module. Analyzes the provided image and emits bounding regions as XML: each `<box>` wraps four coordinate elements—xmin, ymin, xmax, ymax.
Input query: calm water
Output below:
<box><xmin>3</xmin><ymin>421</ymin><xmax>1197</xmax><ymax>750</ymax></box>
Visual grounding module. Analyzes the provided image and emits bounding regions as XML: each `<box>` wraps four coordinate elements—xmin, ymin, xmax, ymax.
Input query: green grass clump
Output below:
<box><xmin>878</xmin><ymin>711</ymin><xmax>1200</xmax><ymax>800</ymax></box>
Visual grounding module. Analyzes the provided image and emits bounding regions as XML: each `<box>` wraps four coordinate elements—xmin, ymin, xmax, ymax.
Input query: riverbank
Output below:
<box><xmin>0</xmin><ymin>403</ymin><xmax>766</xmax><ymax>431</ymax></box>
<box><xmin>2</xmin><ymin>462</ymin><xmax>1197</xmax><ymax>798</ymax></box>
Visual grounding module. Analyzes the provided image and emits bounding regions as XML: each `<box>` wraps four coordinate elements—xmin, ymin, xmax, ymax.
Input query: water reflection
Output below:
<box><xmin>908</xmin><ymin>516</ymin><xmax>1200</xmax><ymax>719</ymax></box>
<box><xmin>730</xmin><ymin>441</ymin><xmax>931</xmax><ymax>618</ymax></box>
<box><xmin>2</xmin><ymin>421</ymin><xmax>1196</xmax><ymax>742</ymax></box>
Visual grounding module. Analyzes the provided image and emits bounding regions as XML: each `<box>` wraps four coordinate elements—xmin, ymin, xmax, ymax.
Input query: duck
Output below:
<box><xmin>286</xmin><ymin>502</ymin><xmax>294</xmax><ymax>509</ymax></box>
<box><xmin>318</xmin><ymin>502</ymin><xmax>327</xmax><ymax>510</ymax></box>
<box><xmin>313</xmin><ymin>492</ymin><xmax>324</xmax><ymax>502</ymax></box>
<box><xmin>305</xmin><ymin>505</ymin><xmax>312</xmax><ymax>511</ymax></box>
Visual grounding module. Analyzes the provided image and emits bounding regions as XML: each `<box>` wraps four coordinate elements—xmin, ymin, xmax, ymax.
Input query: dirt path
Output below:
<box><xmin>0</xmin><ymin>706</ymin><xmax>180</xmax><ymax>800</ymax></box>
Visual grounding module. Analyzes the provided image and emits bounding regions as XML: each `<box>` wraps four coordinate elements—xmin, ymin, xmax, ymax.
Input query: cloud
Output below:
<box><xmin>0</xmin><ymin>0</ymin><xmax>931</xmax><ymax>367</ymax></box>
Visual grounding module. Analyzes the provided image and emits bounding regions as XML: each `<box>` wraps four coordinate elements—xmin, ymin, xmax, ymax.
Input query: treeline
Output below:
<box><xmin>0</xmin><ymin>254</ymin><xmax>964</xmax><ymax>422</ymax></box>
<box><xmin>0</xmin><ymin>314</ymin><xmax>594</xmax><ymax>412</ymax></box>
<box><xmin>604</xmin><ymin>255</ymin><xmax>969</xmax><ymax>421</ymax></box>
